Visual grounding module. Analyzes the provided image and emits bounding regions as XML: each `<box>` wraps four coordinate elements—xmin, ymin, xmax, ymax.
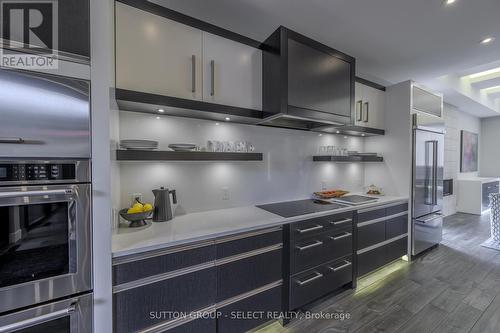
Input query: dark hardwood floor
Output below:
<box><xmin>257</xmin><ymin>212</ymin><xmax>500</xmax><ymax>333</ymax></box>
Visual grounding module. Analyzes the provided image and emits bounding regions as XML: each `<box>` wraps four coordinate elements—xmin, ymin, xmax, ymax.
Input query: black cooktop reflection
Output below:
<box><xmin>257</xmin><ymin>199</ymin><xmax>347</xmax><ymax>218</ymax></box>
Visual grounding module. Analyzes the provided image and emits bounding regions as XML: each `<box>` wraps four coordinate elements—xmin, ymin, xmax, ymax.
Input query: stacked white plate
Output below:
<box><xmin>120</xmin><ymin>140</ymin><xmax>159</xmax><ymax>150</ymax></box>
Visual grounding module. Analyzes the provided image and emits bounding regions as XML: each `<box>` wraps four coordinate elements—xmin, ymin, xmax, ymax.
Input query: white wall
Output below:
<box><xmin>115</xmin><ymin>111</ymin><xmax>366</xmax><ymax>216</ymax></box>
<box><xmin>480</xmin><ymin>116</ymin><xmax>500</xmax><ymax>178</ymax></box>
<box><xmin>442</xmin><ymin>104</ymin><xmax>481</xmax><ymax>216</ymax></box>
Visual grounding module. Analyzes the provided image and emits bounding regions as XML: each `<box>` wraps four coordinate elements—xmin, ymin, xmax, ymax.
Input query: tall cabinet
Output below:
<box><xmin>115</xmin><ymin>1</ymin><xmax>262</xmax><ymax>113</ymax></box>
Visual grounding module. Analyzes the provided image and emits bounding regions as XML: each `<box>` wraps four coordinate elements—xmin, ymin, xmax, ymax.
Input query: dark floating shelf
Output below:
<box><xmin>116</xmin><ymin>150</ymin><xmax>263</xmax><ymax>161</ymax></box>
<box><xmin>313</xmin><ymin>155</ymin><xmax>384</xmax><ymax>162</ymax></box>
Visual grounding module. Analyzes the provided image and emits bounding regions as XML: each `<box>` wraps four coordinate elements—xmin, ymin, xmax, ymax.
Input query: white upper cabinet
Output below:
<box><xmin>354</xmin><ymin>82</ymin><xmax>385</xmax><ymax>130</ymax></box>
<box><xmin>115</xmin><ymin>3</ymin><xmax>203</xmax><ymax>100</ymax></box>
<box><xmin>202</xmin><ymin>32</ymin><xmax>262</xmax><ymax>110</ymax></box>
<box><xmin>115</xmin><ymin>3</ymin><xmax>263</xmax><ymax>111</ymax></box>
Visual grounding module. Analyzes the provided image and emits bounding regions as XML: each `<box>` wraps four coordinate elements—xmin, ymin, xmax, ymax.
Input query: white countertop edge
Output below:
<box><xmin>112</xmin><ymin>196</ymin><xmax>409</xmax><ymax>258</ymax></box>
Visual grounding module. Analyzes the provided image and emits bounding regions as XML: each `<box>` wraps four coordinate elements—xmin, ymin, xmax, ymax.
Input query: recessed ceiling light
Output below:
<box><xmin>469</xmin><ymin>67</ymin><xmax>500</xmax><ymax>79</ymax></box>
<box><xmin>215</xmin><ymin>122</ymin><xmax>220</xmax><ymax>126</ymax></box>
<box><xmin>156</xmin><ymin>116</ymin><xmax>160</xmax><ymax>120</ymax></box>
<box><xmin>344</xmin><ymin>136</ymin><xmax>348</xmax><ymax>139</ymax></box>
<box><xmin>318</xmin><ymin>133</ymin><xmax>322</xmax><ymax>137</ymax></box>
<box><xmin>158</xmin><ymin>108</ymin><xmax>165</xmax><ymax>113</ymax></box>
<box><xmin>484</xmin><ymin>85</ymin><xmax>500</xmax><ymax>91</ymax></box>
<box><xmin>224</xmin><ymin>117</ymin><xmax>231</xmax><ymax>121</ymax></box>
<box><xmin>444</xmin><ymin>0</ymin><xmax>456</xmax><ymax>5</ymax></box>
<box><xmin>481</xmin><ymin>37</ymin><xmax>495</xmax><ymax>44</ymax></box>
<box><xmin>361</xmin><ymin>133</ymin><xmax>366</xmax><ymax>137</ymax></box>
<box><xmin>336</xmin><ymin>130</ymin><xmax>340</xmax><ymax>134</ymax></box>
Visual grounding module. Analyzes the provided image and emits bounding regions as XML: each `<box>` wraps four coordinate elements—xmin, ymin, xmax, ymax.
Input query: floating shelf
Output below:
<box><xmin>116</xmin><ymin>150</ymin><xmax>263</xmax><ymax>161</ymax></box>
<box><xmin>313</xmin><ymin>155</ymin><xmax>384</xmax><ymax>162</ymax></box>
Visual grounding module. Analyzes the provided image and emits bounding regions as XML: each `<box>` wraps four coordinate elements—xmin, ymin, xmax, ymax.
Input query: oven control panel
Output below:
<box><xmin>0</xmin><ymin>163</ymin><xmax>76</xmax><ymax>182</ymax></box>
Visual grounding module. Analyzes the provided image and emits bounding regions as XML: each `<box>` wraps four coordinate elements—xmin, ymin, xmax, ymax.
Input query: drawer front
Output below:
<box><xmin>386</xmin><ymin>237</ymin><xmax>408</xmax><ymax>262</ymax></box>
<box><xmin>113</xmin><ymin>268</ymin><xmax>216</xmax><ymax>333</ymax></box>
<box><xmin>217</xmin><ymin>249</ymin><xmax>282</xmax><ymax>302</ymax></box>
<box><xmin>217</xmin><ymin>229</ymin><xmax>282</xmax><ymax>259</ymax></box>
<box><xmin>357</xmin><ymin>221</ymin><xmax>385</xmax><ymax>250</ymax></box>
<box><xmin>217</xmin><ymin>286</ymin><xmax>282</xmax><ymax>333</ymax></box>
<box><xmin>386</xmin><ymin>203</ymin><xmax>409</xmax><ymax>215</ymax></box>
<box><xmin>385</xmin><ymin>215</ymin><xmax>408</xmax><ymax>239</ymax></box>
<box><xmin>291</xmin><ymin>228</ymin><xmax>352</xmax><ymax>274</ymax></box>
<box><xmin>358</xmin><ymin>208</ymin><xmax>386</xmax><ymax>223</ymax></box>
<box><xmin>291</xmin><ymin>211</ymin><xmax>354</xmax><ymax>241</ymax></box>
<box><xmin>113</xmin><ymin>244</ymin><xmax>216</xmax><ymax>285</ymax></box>
<box><xmin>357</xmin><ymin>246</ymin><xmax>386</xmax><ymax>276</ymax></box>
<box><xmin>290</xmin><ymin>256</ymin><xmax>352</xmax><ymax>310</ymax></box>
<box><xmin>161</xmin><ymin>318</ymin><xmax>216</xmax><ymax>333</ymax></box>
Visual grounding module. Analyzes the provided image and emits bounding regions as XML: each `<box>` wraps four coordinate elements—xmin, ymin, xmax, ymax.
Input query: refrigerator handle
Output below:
<box><xmin>432</xmin><ymin>140</ymin><xmax>438</xmax><ymax>205</ymax></box>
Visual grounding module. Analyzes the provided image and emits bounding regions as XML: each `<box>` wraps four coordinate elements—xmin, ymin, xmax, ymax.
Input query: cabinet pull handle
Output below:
<box><xmin>210</xmin><ymin>60</ymin><xmax>215</xmax><ymax>96</ymax></box>
<box><xmin>191</xmin><ymin>55</ymin><xmax>196</xmax><ymax>93</ymax></box>
<box><xmin>296</xmin><ymin>224</ymin><xmax>323</xmax><ymax>234</ymax></box>
<box><xmin>296</xmin><ymin>271</ymin><xmax>323</xmax><ymax>286</ymax></box>
<box><xmin>329</xmin><ymin>260</ymin><xmax>352</xmax><ymax>272</ymax></box>
<box><xmin>363</xmin><ymin>102</ymin><xmax>369</xmax><ymax>122</ymax></box>
<box><xmin>356</xmin><ymin>101</ymin><xmax>363</xmax><ymax>121</ymax></box>
<box><xmin>0</xmin><ymin>137</ymin><xmax>25</xmax><ymax>144</ymax></box>
<box><xmin>330</xmin><ymin>232</ymin><xmax>352</xmax><ymax>241</ymax></box>
<box><xmin>331</xmin><ymin>218</ymin><xmax>352</xmax><ymax>226</ymax></box>
<box><xmin>296</xmin><ymin>240</ymin><xmax>323</xmax><ymax>251</ymax></box>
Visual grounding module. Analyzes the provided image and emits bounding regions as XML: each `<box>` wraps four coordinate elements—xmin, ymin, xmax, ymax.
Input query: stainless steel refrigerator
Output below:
<box><xmin>412</xmin><ymin>112</ymin><xmax>445</xmax><ymax>256</ymax></box>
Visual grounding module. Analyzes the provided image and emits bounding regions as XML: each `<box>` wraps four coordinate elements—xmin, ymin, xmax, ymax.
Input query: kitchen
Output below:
<box><xmin>1</xmin><ymin>0</ymin><xmax>500</xmax><ymax>332</ymax></box>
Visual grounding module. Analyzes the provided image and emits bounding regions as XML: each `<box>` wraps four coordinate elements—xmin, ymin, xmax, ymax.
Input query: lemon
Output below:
<box><xmin>132</xmin><ymin>202</ymin><xmax>144</xmax><ymax>211</ymax></box>
<box><xmin>127</xmin><ymin>207</ymin><xmax>142</xmax><ymax>214</ymax></box>
<box><xmin>143</xmin><ymin>203</ymin><xmax>153</xmax><ymax>212</ymax></box>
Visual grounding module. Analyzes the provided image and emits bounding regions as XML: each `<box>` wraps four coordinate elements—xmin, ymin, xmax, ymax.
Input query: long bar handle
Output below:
<box><xmin>0</xmin><ymin>305</ymin><xmax>75</xmax><ymax>332</ymax></box>
<box><xmin>331</xmin><ymin>218</ymin><xmax>352</xmax><ymax>226</ymax></box>
<box><xmin>329</xmin><ymin>260</ymin><xmax>352</xmax><ymax>272</ymax></box>
<box><xmin>191</xmin><ymin>55</ymin><xmax>196</xmax><ymax>93</ymax></box>
<box><xmin>210</xmin><ymin>60</ymin><xmax>215</xmax><ymax>96</ymax></box>
<box><xmin>0</xmin><ymin>137</ymin><xmax>24</xmax><ymax>144</ymax></box>
<box><xmin>330</xmin><ymin>232</ymin><xmax>352</xmax><ymax>241</ymax></box>
<box><xmin>296</xmin><ymin>224</ymin><xmax>323</xmax><ymax>234</ymax></box>
<box><xmin>363</xmin><ymin>102</ymin><xmax>369</xmax><ymax>122</ymax></box>
<box><xmin>296</xmin><ymin>240</ymin><xmax>323</xmax><ymax>251</ymax></box>
<box><xmin>296</xmin><ymin>272</ymin><xmax>323</xmax><ymax>286</ymax></box>
<box><xmin>356</xmin><ymin>101</ymin><xmax>363</xmax><ymax>121</ymax></box>
<box><xmin>0</xmin><ymin>189</ymin><xmax>73</xmax><ymax>198</ymax></box>
<box><xmin>432</xmin><ymin>141</ymin><xmax>438</xmax><ymax>205</ymax></box>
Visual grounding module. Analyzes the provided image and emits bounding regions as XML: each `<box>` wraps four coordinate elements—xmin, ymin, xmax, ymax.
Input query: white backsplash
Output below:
<box><xmin>117</xmin><ymin>111</ymin><xmax>366</xmax><ymax>213</ymax></box>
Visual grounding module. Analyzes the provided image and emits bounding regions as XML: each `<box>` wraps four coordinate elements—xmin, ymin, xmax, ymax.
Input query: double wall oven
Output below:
<box><xmin>0</xmin><ymin>69</ymin><xmax>92</xmax><ymax>332</ymax></box>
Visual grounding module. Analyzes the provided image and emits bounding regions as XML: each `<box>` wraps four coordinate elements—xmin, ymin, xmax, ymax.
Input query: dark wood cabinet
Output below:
<box><xmin>113</xmin><ymin>267</ymin><xmax>217</xmax><ymax>333</ymax></box>
<box><xmin>217</xmin><ymin>286</ymin><xmax>282</xmax><ymax>333</ymax></box>
<box><xmin>358</xmin><ymin>236</ymin><xmax>407</xmax><ymax>276</ymax></box>
<box><xmin>357</xmin><ymin>221</ymin><xmax>385</xmax><ymax>249</ymax></box>
<box><xmin>217</xmin><ymin>249</ymin><xmax>282</xmax><ymax>301</ymax></box>
<box><xmin>58</xmin><ymin>0</ymin><xmax>90</xmax><ymax>59</ymax></box>
<box><xmin>216</xmin><ymin>229</ymin><xmax>282</xmax><ymax>259</ymax></box>
<box><xmin>160</xmin><ymin>318</ymin><xmax>216</xmax><ymax>333</ymax></box>
<box><xmin>290</xmin><ymin>256</ymin><xmax>352</xmax><ymax>309</ymax></box>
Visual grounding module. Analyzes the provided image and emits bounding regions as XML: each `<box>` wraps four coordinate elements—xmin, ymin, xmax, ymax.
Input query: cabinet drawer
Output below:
<box><xmin>386</xmin><ymin>237</ymin><xmax>408</xmax><ymax>263</ymax></box>
<box><xmin>217</xmin><ymin>286</ymin><xmax>282</xmax><ymax>333</ymax></box>
<box><xmin>358</xmin><ymin>208</ymin><xmax>386</xmax><ymax>223</ymax></box>
<box><xmin>291</xmin><ymin>228</ymin><xmax>352</xmax><ymax>274</ymax></box>
<box><xmin>217</xmin><ymin>249</ymin><xmax>282</xmax><ymax>302</ymax></box>
<box><xmin>385</xmin><ymin>215</ymin><xmax>408</xmax><ymax>239</ymax></box>
<box><xmin>291</xmin><ymin>211</ymin><xmax>353</xmax><ymax>241</ymax></box>
<box><xmin>290</xmin><ymin>256</ymin><xmax>352</xmax><ymax>310</ymax></box>
<box><xmin>113</xmin><ymin>244</ymin><xmax>216</xmax><ymax>285</ymax></box>
<box><xmin>161</xmin><ymin>318</ymin><xmax>216</xmax><ymax>333</ymax></box>
<box><xmin>217</xmin><ymin>229</ymin><xmax>282</xmax><ymax>259</ymax></box>
<box><xmin>357</xmin><ymin>221</ymin><xmax>385</xmax><ymax>250</ymax></box>
<box><xmin>357</xmin><ymin>246</ymin><xmax>386</xmax><ymax>276</ymax></box>
<box><xmin>113</xmin><ymin>267</ymin><xmax>216</xmax><ymax>333</ymax></box>
<box><xmin>386</xmin><ymin>203</ymin><xmax>409</xmax><ymax>215</ymax></box>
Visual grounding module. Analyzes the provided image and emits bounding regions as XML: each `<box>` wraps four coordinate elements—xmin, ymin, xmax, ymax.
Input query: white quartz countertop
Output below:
<box><xmin>457</xmin><ymin>177</ymin><xmax>500</xmax><ymax>183</ymax></box>
<box><xmin>112</xmin><ymin>195</ymin><xmax>408</xmax><ymax>258</ymax></box>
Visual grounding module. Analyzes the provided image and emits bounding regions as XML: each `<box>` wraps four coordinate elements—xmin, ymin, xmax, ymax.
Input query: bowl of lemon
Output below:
<box><xmin>119</xmin><ymin>199</ymin><xmax>153</xmax><ymax>228</ymax></box>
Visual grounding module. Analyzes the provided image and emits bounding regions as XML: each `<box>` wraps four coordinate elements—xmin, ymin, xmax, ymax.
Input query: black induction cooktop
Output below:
<box><xmin>257</xmin><ymin>199</ymin><xmax>347</xmax><ymax>218</ymax></box>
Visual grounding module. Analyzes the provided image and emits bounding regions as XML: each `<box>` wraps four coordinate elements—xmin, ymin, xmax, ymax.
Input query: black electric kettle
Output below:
<box><xmin>152</xmin><ymin>187</ymin><xmax>177</xmax><ymax>222</ymax></box>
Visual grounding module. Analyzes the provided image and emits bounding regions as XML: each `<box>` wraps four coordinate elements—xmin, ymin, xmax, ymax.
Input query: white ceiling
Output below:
<box><xmin>153</xmin><ymin>0</ymin><xmax>500</xmax><ymax>116</ymax></box>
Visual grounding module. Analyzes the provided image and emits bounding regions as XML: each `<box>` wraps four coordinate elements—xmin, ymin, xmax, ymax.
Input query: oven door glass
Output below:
<box><xmin>0</xmin><ymin>201</ymin><xmax>75</xmax><ymax>288</ymax></box>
